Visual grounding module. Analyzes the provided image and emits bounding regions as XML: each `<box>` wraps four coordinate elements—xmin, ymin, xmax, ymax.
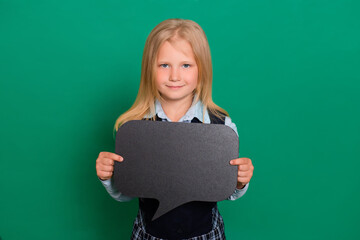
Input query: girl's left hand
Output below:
<box><xmin>230</xmin><ymin>158</ymin><xmax>254</xmax><ymax>189</ymax></box>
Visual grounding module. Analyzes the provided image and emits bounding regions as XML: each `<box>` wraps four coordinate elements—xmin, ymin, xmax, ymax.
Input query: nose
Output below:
<box><xmin>170</xmin><ymin>67</ymin><xmax>180</xmax><ymax>82</ymax></box>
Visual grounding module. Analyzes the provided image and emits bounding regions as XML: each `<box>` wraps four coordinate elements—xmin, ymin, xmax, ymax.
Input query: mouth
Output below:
<box><xmin>166</xmin><ymin>85</ymin><xmax>184</xmax><ymax>89</ymax></box>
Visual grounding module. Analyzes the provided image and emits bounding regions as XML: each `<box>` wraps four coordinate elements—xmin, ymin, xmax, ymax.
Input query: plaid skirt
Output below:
<box><xmin>130</xmin><ymin>206</ymin><xmax>226</xmax><ymax>240</ymax></box>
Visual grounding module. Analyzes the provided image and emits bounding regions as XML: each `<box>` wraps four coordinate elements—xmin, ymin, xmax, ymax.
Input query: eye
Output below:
<box><xmin>182</xmin><ymin>64</ymin><xmax>190</xmax><ymax>68</ymax></box>
<box><xmin>160</xmin><ymin>64</ymin><xmax>169</xmax><ymax>68</ymax></box>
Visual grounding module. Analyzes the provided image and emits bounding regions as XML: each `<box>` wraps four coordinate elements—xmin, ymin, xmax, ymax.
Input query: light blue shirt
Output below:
<box><xmin>100</xmin><ymin>98</ymin><xmax>249</xmax><ymax>202</ymax></box>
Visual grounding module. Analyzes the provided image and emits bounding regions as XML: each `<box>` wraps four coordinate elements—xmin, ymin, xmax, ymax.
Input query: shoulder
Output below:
<box><xmin>206</xmin><ymin>109</ymin><xmax>238</xmax><ymax>136</ymax></box>
<box><xmin>207</xmin><ymin>110</ymin><xmax>225</xmax><ymax>124</ymax></box>
<box><xmin>224</xmin><ymin>115</ymin><xmax>238</xmax><ymax>137</ymax></box>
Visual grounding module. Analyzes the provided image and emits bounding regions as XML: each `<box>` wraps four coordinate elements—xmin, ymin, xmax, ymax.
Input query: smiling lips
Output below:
<box><xmin>166</xmin><ymin>85</ymin><xmax>184</xmax><ymax>89</ymax></box>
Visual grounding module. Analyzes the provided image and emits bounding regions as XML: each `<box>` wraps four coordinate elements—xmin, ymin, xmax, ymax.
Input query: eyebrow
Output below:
<box><xmin>157</xmin><ymin>60</ymin><xmax>194</xmax><ymax>64</ymax></box>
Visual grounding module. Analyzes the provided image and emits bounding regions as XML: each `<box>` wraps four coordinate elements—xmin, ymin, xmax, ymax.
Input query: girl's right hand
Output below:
<box><xmin>96</xmin><ymin>151</ymin><xmax>124</xmax><ymax>181</ymax></box>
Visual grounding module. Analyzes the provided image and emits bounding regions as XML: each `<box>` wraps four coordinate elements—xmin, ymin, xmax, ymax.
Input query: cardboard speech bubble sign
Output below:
<box><xmin>113</xmin><ymin>120</ymin><xmax>238</xmax><ymax>220</ymax></box>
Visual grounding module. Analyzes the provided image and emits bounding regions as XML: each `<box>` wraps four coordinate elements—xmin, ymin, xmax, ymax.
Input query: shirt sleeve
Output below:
<box><xmin>99</xmin><ymin>177</ymin><xmax>134</xmax><ymax>202</ymax></box>
<box><xmin>224</xmin><ymin>116</ymin><xmax>250</xmax><ymax>201</ymax></box>
<box><xmin>227</xmin><ymin>183</ymin><xmax>249</xmax><ymax>200</ymax></box>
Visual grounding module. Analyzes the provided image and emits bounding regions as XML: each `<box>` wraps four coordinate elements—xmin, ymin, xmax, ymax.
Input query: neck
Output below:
<box><xmin>160</xmin><ymin>96</ymin><xmax>194</xmax><ymax>122</ymax></box>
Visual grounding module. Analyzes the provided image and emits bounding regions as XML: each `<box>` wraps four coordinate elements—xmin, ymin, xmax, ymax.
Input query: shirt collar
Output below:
<box><xmin>148</xmin><ymin>95</ymin><xmax>210</xmax><ymax>123</ymax></box>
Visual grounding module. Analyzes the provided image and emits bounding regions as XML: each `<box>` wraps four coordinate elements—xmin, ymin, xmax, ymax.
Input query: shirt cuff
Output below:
<box><xmin>98</xmin><ymin>177</ymin><xmax>111</xmax><ymax>186</ymax></box>
<box><xmin>98</xmin><ymin>177</ymin><xmax>134</xmax><ymax>202</ymax></box>
<box><xmin>227</xmin><ymin>182</ymin><xmax>249</xmax><ymax>201</ymax></box>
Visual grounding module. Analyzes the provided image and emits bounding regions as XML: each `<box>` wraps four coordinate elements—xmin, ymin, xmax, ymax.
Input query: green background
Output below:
<box><xmin>1</xmin><ymin>0</ymin><xmax>359</xmax><ymax>239</ymax></box>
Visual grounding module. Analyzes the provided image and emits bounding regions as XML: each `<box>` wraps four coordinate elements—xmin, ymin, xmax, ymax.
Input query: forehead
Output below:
<box><xmin>157</xmin><ymin>39</ymin><xmax>195</xmax><ymax>60</ymax></box>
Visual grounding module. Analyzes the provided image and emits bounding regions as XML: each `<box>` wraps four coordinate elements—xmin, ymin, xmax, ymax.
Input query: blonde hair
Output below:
<box><xmin>113</xmin><ymin>18</ymin><xmax>228</xmax><ymax>132</ymax></box>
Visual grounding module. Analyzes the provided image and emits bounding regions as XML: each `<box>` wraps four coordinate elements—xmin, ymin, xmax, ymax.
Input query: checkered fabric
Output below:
<box><xmin>130</xmin><ymin>205</ymin><xmax>226</xmax><ymax>240</ymax></box>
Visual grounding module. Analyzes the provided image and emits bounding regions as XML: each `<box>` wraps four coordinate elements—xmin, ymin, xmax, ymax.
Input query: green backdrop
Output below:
<box><xmin>1</xmin><ymin>0</ymin><xmax>359</xmax><ymax>239</ymax></box>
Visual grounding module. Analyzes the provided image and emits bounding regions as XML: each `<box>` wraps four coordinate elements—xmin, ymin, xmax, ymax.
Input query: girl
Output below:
<box><xmin>96</xmin><ymin>18</ymin><xmax>254</xmax><ymax>240</ymax></box>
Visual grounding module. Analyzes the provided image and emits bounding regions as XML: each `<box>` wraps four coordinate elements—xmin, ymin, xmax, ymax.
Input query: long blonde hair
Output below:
<box><xmin>114</xmin><ymin>18</ymin><xmax>228</xmax><ymax>132</ymax></box>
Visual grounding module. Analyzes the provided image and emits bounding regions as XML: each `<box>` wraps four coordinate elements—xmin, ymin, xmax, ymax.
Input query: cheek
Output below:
<box><xmin>187</xmin><ymin>69</ymin><xmax>198</xmax><ymax>86</ymax></box>
<box><xmin>156</xmin><ymin>70</ymin><xmax>167</xmax><ymax>83</ymax></box>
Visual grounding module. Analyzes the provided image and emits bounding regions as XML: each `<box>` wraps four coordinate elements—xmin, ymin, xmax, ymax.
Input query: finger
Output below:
<box><xmin>230</xmin><ymin>158</ymin><xmax>248</xmax><ymax>165</ymax></box>
<box><xmin>238</xmin><ymin>164</ymin><xmax>250</xmax><ymax>171</ymax></box>
<box><xmin>238</xmin><ymin>171</ymin><xmax>249</xmax><ymax>177</ymax></box>
<box><xmin>238</xmin><ymin>171</ymin><xmax>253</xmax><ymax>181</ymax></box>
<box><xmin>237</xmin><ymin>177</ymin><xmax>250</xmax><ymax>183</ymax></box>
<box><xmin>113</xmin><ymin>155</ymin><xmax>124</xmax><ymax>162</ymax></box>
<box><xmin>96</xmin><ymin>157</ymin><xmax>113</xmax><ymax>166</ymax></box>
<box><xmin>100</xmin><ymin>152</ymin><xmax>123</xmax><ymax>161</ymax></box>
<box><xmin>98</xmin><ymin>170</ymin><xmax>113</xmax><ymax>178</ymax></box>
<box><xmin>102</xmin><ymin>157</ymin><xmax>123</xmax><ymax>165</ymax></box>
<box><xmin>100</xmin><ymin>157</ymin><xmax>116</xmax><ymax>166</ymax></box>
<box><xmin>98</xmin><ymin>164</ymin><xmax>114</xmax><ymax>172</ymax></box>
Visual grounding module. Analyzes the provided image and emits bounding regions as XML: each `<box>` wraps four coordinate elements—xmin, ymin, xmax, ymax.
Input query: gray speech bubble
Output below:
<box><xmin>113</xmin><ymin>120</ymin><xmax>238</xmax><ymax>220</ymax></box>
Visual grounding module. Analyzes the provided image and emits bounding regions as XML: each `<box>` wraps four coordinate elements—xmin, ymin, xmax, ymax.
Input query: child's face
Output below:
<box><xmin>155</xmin><ymin>39</ymin><xmax>198</xmax><ymax>104</ymax></box>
